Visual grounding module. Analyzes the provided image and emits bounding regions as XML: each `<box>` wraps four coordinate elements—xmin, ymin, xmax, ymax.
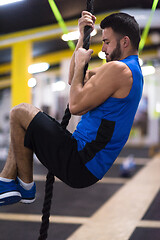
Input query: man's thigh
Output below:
<box><xmin>24</xmin><ymin>111</ymin><xmax>74</xmax><ymax>175</ymax></box>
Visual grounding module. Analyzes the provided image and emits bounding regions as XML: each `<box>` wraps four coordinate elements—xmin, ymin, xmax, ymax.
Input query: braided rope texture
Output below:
<box><xmin>38</xmin><ymin>173</ymin><xmax>55</xmax><ymax>240</ymax></box>
<box><xmin>83</xmin><ymin>0</ymin><xmax>94</xmax><ymax>50</ymax></box>
<box><xmin>38</xmin><ymin>1</ymin><xmax>94</xmax><ymax>239</ymax></box>
<box><xmin>60</xmin><ymin>104</ymin><xmax>71</xmax><ymax>129</ymax></box>
<box><xmin>83</xmin><ymin>0</ymin><xmax>95</xmax><ymax>77</ymax></box>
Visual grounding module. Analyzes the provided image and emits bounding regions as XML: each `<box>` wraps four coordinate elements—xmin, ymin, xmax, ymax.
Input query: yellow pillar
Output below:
<box><xmin>12</xmin><ymin>41</ymin><xmax>32</xmax><ymax>107</ymax></box>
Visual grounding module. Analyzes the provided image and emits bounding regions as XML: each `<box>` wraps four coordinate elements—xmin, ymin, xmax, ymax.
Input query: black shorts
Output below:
<box><xmin>24</xmin><ymin>112</ymin><xmax>98</xmax><ymax>188</ymax></box>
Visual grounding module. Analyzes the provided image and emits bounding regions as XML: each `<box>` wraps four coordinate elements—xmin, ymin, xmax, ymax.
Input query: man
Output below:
<box><xmin>0</xmin><ymin>11</ymin><xmax>143</xmax><ymax>206</ymax></box>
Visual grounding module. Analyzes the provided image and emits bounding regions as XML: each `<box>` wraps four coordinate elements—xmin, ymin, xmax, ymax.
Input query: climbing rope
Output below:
<box><xmin>38</xmin><ymin>172</ymin><xmax>55</xmax><ymax>240</ymax></box>
<box><xmin>38</xmin><ymin>0</ymin><xmax>94</xmax><ymax>239</ymax></box>
<box><xmin>83</xmin><ymin>0</ymin><xmax>95</xmax><ymax>76</ymax></box>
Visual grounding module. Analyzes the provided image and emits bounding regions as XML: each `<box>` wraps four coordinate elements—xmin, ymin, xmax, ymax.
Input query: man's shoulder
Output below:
<box><xmin>97</xmin><ymin>60</ymin><xmax>131</xmax><ymax>79</ymax></box>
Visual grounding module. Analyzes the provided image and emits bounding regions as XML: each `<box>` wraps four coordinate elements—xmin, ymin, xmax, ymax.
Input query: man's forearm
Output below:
<box><xmin>69</xmin><ymin>62</ymin><xmax>85</xmax><ymax>114</ymax></box>
<box><xmin>69</xmin><ymin>47</ymin><xmax>93</xmax><ymax>115</ymax></box>
<box><xmin>68</xmin><ymin>36</ymin><xmax>83</xmax><ymax>85</ymax></box>
<box><xmin>69</xmin><ymin>11</ymin><xmax>96</xmax><ymax>85</ymax></box>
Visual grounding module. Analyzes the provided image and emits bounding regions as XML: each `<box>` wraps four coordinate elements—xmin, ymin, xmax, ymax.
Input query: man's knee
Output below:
<box><xmin>10</xmin><ymin>103</ymin><xmax>30</xmax><ymax>119</ymax></box>
<box><xmin>10</xmin><ymin>103</ymin><xmax>40</xmax><ymax>129</ymax></box>
<box><xmin>16</xmin><ymin>103</ymin><xmax>30</xmax><ymax>109</ymax></box>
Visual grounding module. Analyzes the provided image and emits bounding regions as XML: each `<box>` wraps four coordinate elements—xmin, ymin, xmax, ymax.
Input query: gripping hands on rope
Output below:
<box><xmin>76</xmin><ymin>11</ymin><xmax>96</xmax><ymax>79</ymax></box>
<box><xmin>68</xmin><ymin>10</ymin><xmax>96</xmax><ymax>85</ymax></box>
<box><xmin>75</xmin><ymin>48</ymin><xmax>93</xmax><ymax>66</ymax></box>
<box><xmin>79</xmin><ymin>12</ymin><xmax>96</xmax><ymax>47</ymax></box>
<box><xmin>78</xmin><ymin>11</ymin><xmax>96</xmax><ymax>40</ymax></box>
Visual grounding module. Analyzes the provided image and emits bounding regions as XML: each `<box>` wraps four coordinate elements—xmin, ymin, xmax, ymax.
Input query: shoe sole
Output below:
<box><xmin>20</xmin><ymin>198</ymin><xmax>36</xmax><ymax>204</ymax></box>
<box><xmin>0</xmin><ymin>191</ymin><xmax>21</xmax><ymax>206</ymax></box>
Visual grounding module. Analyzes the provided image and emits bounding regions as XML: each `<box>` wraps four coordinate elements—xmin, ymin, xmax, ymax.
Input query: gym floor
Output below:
<box><xmin>0</xmin><ymin>146</ymin><xmax>159</xmax><ymax>240</ymax></box>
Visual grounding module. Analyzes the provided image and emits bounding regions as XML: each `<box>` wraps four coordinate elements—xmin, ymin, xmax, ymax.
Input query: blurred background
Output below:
<box><xmin>0</xmin><ymin>1</ymin><xmax>160</xmax><ymax>240</ymax></box>
<box><xmin>0</xmin><ymin>0</ymin><xmax>160</xmax><ymax>157</ymax></box>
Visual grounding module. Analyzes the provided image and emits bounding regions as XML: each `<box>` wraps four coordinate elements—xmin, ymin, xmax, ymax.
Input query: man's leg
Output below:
<box><xmin>0</xmin><ymin>103</ymin><xmax>40</xmax><ymax>182</ymax></box>
<box><xmin>0</xmin><ymin>145</ymin><xmax>17</xmax><ymax>180</ymax></box>
<box><xmin>0</xmin><ymin>103</ymin><xmax>40</xmax><ymax>205</ymax></box>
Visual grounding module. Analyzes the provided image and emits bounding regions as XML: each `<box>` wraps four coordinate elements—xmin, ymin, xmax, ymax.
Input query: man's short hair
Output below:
<box><xmin>100</xmin><ymin>12</ymin><xmax>141</xmax><ymax>50</ymax></box>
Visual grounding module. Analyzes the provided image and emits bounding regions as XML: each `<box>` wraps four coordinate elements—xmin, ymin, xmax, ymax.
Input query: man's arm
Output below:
<box><xmin>69</xmin><ymin>48</ymin><xmax>133</xmax><ymax>115</ymax></box>
<box><xmin>68</xmin><ymin>37</ymin><xmax>83</xmax><ymax>85</ymax></box>
<box><xmin>68</xmin><ymin>11</ymin><xmax>96</xmax><ymax>85</ymax></box>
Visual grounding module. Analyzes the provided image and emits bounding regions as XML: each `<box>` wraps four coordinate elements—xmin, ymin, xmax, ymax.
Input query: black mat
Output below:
<box><xmin>142</xmin><ymin>190</ymin><xmax>160</xmax><ymax>221</ymax></box>
<box><xmin>0</xmin><ymin>161</ymin><xmax>124</xmax><ymax>240</ymax></box>
<box><xmin>0</xmin><ymin>220</ymin><xmax>80</xmax><ymax>240</ymax></box>
<box><xmin>0</xmin><ymin>181</ymin><xmax>123</xmax><ymax>217</ymax></box>
<box><xmin>129</xmin><ymin>227</ymin><xmax>160</xmax><ymax>240</ymax></box>
<box><xmin>104</xmin><ymin>164</ymin><xmax>144</xmax><ymax>178</ymax></box>
<box><xmin>119</xmin><ymin>146</ymin><xmax>150</xmax><ymax>158</ymax></box>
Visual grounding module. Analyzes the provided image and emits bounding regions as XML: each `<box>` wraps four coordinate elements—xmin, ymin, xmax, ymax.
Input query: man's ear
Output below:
<box><xmin>122</xmin><ymin>36</ymin><xmax>130</xmax><ymax>48</ymax></box>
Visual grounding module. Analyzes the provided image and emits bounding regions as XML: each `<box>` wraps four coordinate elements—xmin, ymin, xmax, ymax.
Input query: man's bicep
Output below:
<box><xmin>73</xmin><ymin>75</ymin><xmax>117</xmax><ymax>114</ymax></box>
<box><xmin>70</xmin><ymin>63</ymin><xmax>122</xmax><ymax>115</ymax></box>
<box><xmin>85</xmin><ymin>76</ymin><xmax>115</xmax><ymax>104</ymax></box>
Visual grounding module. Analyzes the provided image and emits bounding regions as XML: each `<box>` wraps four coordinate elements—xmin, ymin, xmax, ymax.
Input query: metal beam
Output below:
<box><xmin>0</xmin><ymin>12</ymin><xmax>109</xmax><ymax>49</ymax></box>
<box><xmin>0</xmin><ymin>44</ymin><xmax>158</xmax><ymax>76</ymax></box>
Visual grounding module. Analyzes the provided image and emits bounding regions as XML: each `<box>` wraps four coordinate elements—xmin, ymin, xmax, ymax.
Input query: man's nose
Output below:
<box><xmin>102</xmin><ymin>43</ymin><xmax>106</xmax><ymax>52</ymax></box>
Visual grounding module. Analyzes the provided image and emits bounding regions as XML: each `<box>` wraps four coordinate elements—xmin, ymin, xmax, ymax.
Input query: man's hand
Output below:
<box><xmin>78</xmin><ymin>11</ymin><xmax>96</xmax><ymax>37</ymax></box>
<box><xmin>68</xmin><ymin>11</ymin><xmax>96</xmax><ymax>85</ymax></box>
<box><xmin>75</xmin><ymin>48</ymin><xmax>93</xmax><ymax>67</ymax></box>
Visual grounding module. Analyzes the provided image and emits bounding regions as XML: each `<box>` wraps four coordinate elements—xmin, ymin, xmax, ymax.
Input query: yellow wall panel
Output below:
<box><xmin>11</xmin><ymin>41</ymin><xmax>32</xmax><ymax>107</ymax></box>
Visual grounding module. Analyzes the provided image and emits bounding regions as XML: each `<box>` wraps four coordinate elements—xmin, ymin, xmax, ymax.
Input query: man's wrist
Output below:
<box><xmin>75</xmin><ymin>61</ymin><xmax>86</xmax><ymax>71</ymax></box>
<box><xmin>76</xmin><ymin>35</ymin><xmax>83</xmax><ymax>49</ymax></box>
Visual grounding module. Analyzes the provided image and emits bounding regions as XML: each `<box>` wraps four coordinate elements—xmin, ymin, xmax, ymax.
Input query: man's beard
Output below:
<box><xmin>106</xmin><ymin>40</ymin><xmax>122</xmax><ymax>62</ymax></box>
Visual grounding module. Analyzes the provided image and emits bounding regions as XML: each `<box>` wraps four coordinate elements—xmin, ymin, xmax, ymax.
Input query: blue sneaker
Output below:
<box><xmin>16</xmin><ymin>178</ymin><xmax>36</xmax><ymax>204</ymax></box>
<box><xmin>0</xmin><ymin>180</ymin><xmax>22</xmax><ymax>206</ymax></box>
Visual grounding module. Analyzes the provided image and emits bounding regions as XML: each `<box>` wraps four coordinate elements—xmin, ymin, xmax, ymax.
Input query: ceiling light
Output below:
<box><xmin>62</xmin><ymin>29</ymin><xmax>97</xmax><ymax>42</ymax></box>
<box><xmin>52</xmin><ymin>81</ymin><xmax>66</xmax><ymax>92</ymax></box>
<box><xmin>28</xmin><ymin>63</ymin><xmax>50</xmax><ymax>74</ymax></box>
<box><xmin>141</xmin><ymin>66</ymin><xmax>155</xmax><ymax>76</ymax></box>
<box><xmin>62</xmin><ymin>31</ymin><xmax>79</xmax><ymax>41</ymax></box>
<box><xmin>150</xmin><ymin>32</ymin><xmax>160</xmax><ymax>44</ymax></box>
<box><xmin>98</xmin><ymin>51</ymin><xmax>106</xmax><ymax>60</ymax></box>
<box><xmin>28</xmin><ymin>78</ymin><xmax>37</xmax><ymax>88</ymax></box>
<box><xmin>0</xmin><ymin>0</ymin><xmax>24</xmax><ymax>6</ymax></box>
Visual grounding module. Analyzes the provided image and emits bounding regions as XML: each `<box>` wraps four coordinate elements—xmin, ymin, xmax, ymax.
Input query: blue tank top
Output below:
<box><xmin>72</xmin><ymin>55</ymin><xmax>143</xmax><ymax>179</ymax></box>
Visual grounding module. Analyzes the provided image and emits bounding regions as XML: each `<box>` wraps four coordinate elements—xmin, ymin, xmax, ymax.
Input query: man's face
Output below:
<box><xmin>102</xmin><ymin>27</ymin><xmax>122</xmax><ymax>62</ymax></box>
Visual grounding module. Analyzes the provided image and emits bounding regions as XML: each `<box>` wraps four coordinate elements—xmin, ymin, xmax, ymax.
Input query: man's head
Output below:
<box><xmin>100</xmin><ymin>12</ymin><xmax>141</xmax><ymax>62</ymax></box>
